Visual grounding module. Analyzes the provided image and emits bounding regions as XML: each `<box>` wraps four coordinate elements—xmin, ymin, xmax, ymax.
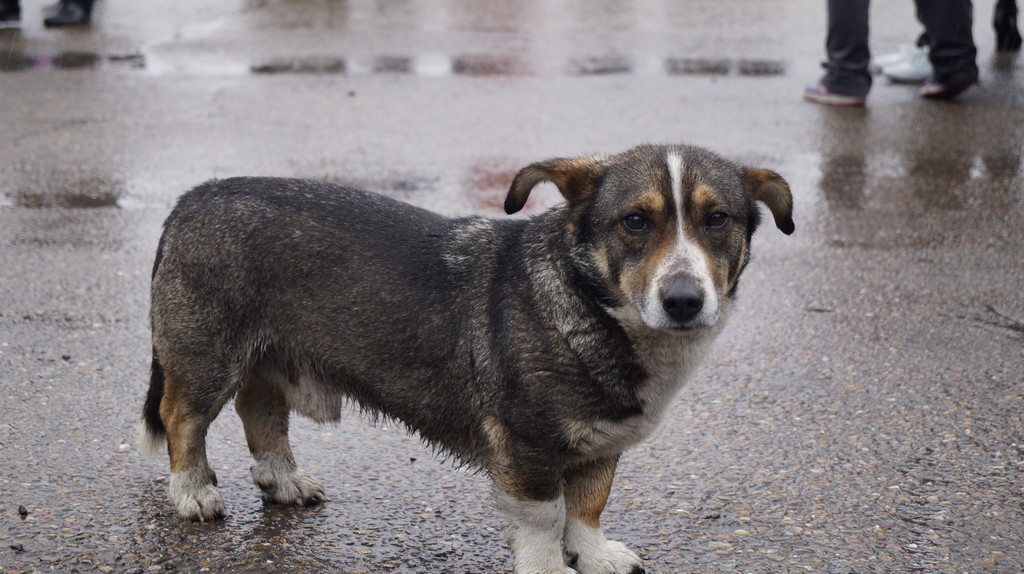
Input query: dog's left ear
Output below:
<box><xmin>505</xmin><ymin>156</ymin><xmax>606</xmax><ymax>214</ymax></box>
<box><xmin>741</xmin><ymin>167</ymin><xmax>795</xmax><ymax>235</ymax></box>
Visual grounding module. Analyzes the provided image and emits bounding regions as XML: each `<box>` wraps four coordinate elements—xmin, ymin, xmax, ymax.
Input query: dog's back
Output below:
<box><xmin>145</xmin><ymin>178</ymin><xmax>522</xmax><ymax>463</ymax></box>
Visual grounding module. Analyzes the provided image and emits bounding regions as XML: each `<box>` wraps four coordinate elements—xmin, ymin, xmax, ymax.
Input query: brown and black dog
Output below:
<box><xmin>140</xmin><ymin>144</ymin><xmax>794</xmax><ymax>574</ymax></box>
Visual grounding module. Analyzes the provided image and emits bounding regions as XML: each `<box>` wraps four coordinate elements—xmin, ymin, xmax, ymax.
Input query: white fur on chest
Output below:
<box><xmin>569</xmin><ymin>308</ymin><xmax>727</xmax><ymax>459</ymax></box>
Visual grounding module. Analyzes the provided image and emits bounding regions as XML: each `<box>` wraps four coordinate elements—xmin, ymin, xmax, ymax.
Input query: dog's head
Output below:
<box><xmin>506</xmin><ymin>144</ymin><xmax>794</xmax><ymax>333</ymax></box>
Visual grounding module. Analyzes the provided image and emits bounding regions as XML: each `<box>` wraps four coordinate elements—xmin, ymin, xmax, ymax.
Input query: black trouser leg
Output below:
<box><xmin>821</xmin><ymin>0</ymin><xmax>872</xmax><ymax>97</ymax></box>
<box><xmin>995</xmin><ymin>0</ymin><xmax>1022</xmax><ymax>51</ymax></box>
<box><xmin>915</xmin><ymin>0</ymin><xmax>979</xmax><ymax>83</ymax></box>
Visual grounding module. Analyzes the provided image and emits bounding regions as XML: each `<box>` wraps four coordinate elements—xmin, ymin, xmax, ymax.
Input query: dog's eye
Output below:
<box><xmin>705</xmin><ymin>212</ymin><xmax>730</xmax><ymax>230</ymax></box>
<box><xmin>622</xmin><ymin>214</ymin><xmax>652</xmax><ymax>235</ymax></box>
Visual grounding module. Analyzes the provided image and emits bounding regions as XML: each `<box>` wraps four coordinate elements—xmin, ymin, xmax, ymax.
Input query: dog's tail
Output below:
<box><xmin>138</xmin><ymin>348</ymin><xmax>168</xmax><ymax>457</ymax></box>
<box><xmin>139</xmin><ymin>226</ymin><xmax>169</xmax><ymax>458</ymax></box>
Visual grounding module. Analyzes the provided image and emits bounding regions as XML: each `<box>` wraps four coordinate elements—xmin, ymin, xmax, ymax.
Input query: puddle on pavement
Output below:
<box><xmin>0</xmin><ymin>51</ymin><xmax>145</xmax><ymax>72</ymax></box>
<box><xmin>372</xmin><ymin>55</ymin><xmax>413</xmax><ymax>74</ymax></box>
<box><xmin>665</xmin><ymin>57</ymin><xmax>787</xmax><ymax>77</ymax></box>
<box><xmin>12</xmin><ymin>190</ymin><xmax>120</xmax><ymax>209</ymax></box>
<box><xmin>0</xmin><ymin>45</ymin><xmax>789</xmax><ymax>79</ymax></box>
<box><xmin>251</xmin><ymin>56</ymin><xmax>347</xmax><ymax>75</ymax></box>
<box><xmin>809</xmin><ymin>99</ymin><xmax>1024</xmax><ymax>250</ymax></box>
<box><xmin>819</xmin><ymin>152</ymin><xmax>1023</xmax><ymax>214</ymax></box>
<box><xmin>665</xmin><ymin>57</ymin><xmax>731</xmax><ymax>76</ymax></box>
<box><xmin>243</xmin><ymin>53</ymin><xmax>787</xmax><ymax>78</ymax></box>
<box><xmin>4</xmin><ymin>178</ymin><xmax>124</xmax><ymax>209</ymax></box>
<box><xmin>737</xmin><ymin>59</ymin><xmax>786</xmax><ymax>76</ymax></box>
<box><xmin>568</xmin><ymin>54</ymin><xmax>632</xmax><ymax>75</ymax></box>
<box><xmin>451</xmin><ymin>54</ymin><xmax>530</xmax><ymax>76</ymax></box>
<box><xmin>248</xmin><ymin>53</ymin><xmax>533</xmax><ymax>77</ymax></box>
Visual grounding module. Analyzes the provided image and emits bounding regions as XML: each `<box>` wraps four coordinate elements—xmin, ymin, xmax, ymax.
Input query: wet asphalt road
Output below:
<box><xmin>1</xmin><ymin>1</ymin><xmax>1023</xmax><ymax>573</ymax></box>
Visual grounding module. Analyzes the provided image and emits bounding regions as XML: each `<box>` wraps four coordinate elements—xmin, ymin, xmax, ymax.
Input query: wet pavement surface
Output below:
<box><xmin>2</xmin><ymin>1</ymin><xmax>1023</xmax><ymax>572</ymax></box>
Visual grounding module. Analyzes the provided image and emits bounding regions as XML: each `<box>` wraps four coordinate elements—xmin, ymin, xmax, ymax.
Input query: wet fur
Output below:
<box><xmin>140</xmin><ymin>144</ymin><xmax>793</xmax><ymax>574</ymax></box>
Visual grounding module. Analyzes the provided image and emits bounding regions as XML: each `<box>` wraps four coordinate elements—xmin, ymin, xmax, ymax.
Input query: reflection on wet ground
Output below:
<box><xmin>665</xmin><ymin>57</ymin><xmax>731</xmax><ymax>75</ymax></box>
<box><xmin>1</xmin><ymin>48</ymin><xmax>785</xmax><ymax>78</ymax></box>
<box><xmin>2</xmin><ymin>160</ymin><xmax>126</xmax><ymax>208</ymax></box>
<box><xmin>736</xmin><ymin>59</ymin><xmax>787</xmax><ymax>76</ymax></box>
<box><xmin>248</xmin><ymin>54</ymin><xmax>788</xmax><ymax>77</ymax></box>
<box><xmin>664</xmin><ymin>58</ymin><xmax>787</xmax><ymax>76</ymax></box>
<box><xmin>372</xmin><ymin>55</ymin><xmax>413</xmax><ymax>74</ymax></box>
<box><xmin>5</xmin><ymin>178</ymin><xmax>123</xmax><ymax>209</ymax></box>
<box><xmin>451</xmin><ymin>54</ymin><xmax>529</xmax><ymax>77</ymax></box>
<box><xmin>248</xmin><ymin>54</ymin><xmax>786</xmax><ymax>77</ymax></box>
<box><xmin>251</xmin><ymin>55</ymin><xmax>347</xmax><ymax>75</ymax></box>
<box><xmin>568</xmin><ymin>54</ymin><xmax>632</xmax><ymax>75</ymax></box>
<box><xmin>15</xmin><ymin>187</ymin><xmax>121</xmax><ymax>208</ymax></box>
<box><xmin>1</xmin><ymin>51</ymin><xmax>144</xmax><ymax>72</ymax></box>
<box><xmin>810</xmin><ymin>100</ymin><xmax>1023</xmax><ymax>250</ymax></box>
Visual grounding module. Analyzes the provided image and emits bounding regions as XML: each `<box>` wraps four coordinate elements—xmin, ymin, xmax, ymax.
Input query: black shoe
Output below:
<box><xmin>995</xmin><ymin>0</ymin><xmax>1023</xmax><ymax>52</ymax></box>
<box><xmin>44</xmin><ymin>1</ymin><xmax>90</xmax><ymax>27</ymax></box>
<box><xmin>920</xmin><ymin>77</ymin><xmax>977</xmax><ymax>100</ymax></box>
<box><xmin>0</xmin><ymin>6</ymin><xmax>21</xmax><ymax>28</ymax></box>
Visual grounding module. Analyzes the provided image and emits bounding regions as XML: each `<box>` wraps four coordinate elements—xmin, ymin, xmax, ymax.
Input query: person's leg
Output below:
<box><xmin>915</xmin><ymin>0</ymin><xmax>979</xmax><ymax>86</ymax></box>
<box><xmin>0</xmin><ymin>0</ymin><xmax>21</xmax><ymax>27</ymax></box>
<box><xmin>821</xmin><ymin>0</ymin><xmax>873</xmax><ymax>97</ymax></box>
<box><xmin>995</xmin><ymin>0</ymin><xmax>1022</xmax><ymax>51</ymax></box>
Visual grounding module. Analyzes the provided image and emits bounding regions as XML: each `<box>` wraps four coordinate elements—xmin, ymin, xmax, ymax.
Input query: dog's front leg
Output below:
<box><xmin>494</xmin><ymin>476</ymin><xmax>574</xmax><ymax>574</ymax></box>
<box><xmin>563</xmin><ymin>457</ymin><xmax>645</xmax><ymax>574</ymax></box>
<box><xmin>487</xmin><ymin>426</ymin><xmax>575</xmax><ymax>574</ymax></box>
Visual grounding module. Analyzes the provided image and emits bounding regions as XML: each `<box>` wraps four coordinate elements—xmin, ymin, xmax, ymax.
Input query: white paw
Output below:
<box><xmin>251</xmin><ymin>455</ymin><xmax>325</xmax><ymax>506</ymax></box>
<box><xmin>500</xmin><ymin>494</ymin><xmax>576</xmax><ymax>574</ymax></box>
<box><xmin>565</xmin><ymin>537</ymin><xmax>644</xmax><ymax>574</ymax></box>
<box><xmin>170</xmin><ymin>470</ymin><xmax>225</xmax><ymax>521</ymax></box>
<box><xmin>563</xmin><ymin>516</ymin><xmax>645</xmax><ymax>573</ymax></box>
<box><xmin>514</xmin><ymin>566</ymin><xmax>577</xmax><ymax>574</ymax></box>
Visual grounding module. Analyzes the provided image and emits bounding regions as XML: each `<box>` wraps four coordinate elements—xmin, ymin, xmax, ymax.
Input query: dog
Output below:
<box><xmin>139</xmin><ymin>144</ymin><xmax>794</xmax><ymax>574</ymax></box>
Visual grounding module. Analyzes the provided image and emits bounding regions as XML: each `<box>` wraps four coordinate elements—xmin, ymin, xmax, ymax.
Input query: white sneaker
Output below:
<box><xmin>870</xmin><ymin>44</ymin><xmax>921</xmax><ymax>74</ymax></box>
<box><xmin>882</xmin><ymin>47</ymin><xmax>933</xmax><ymax>84</ymax></box>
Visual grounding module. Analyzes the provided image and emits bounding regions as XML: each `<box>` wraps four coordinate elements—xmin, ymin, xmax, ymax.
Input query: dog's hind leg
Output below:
<box><xmin>235</xmin><ymin>371</ymin><xmax>326</xmax><ymax>508</ymax></box>
<box><xmin>562</xmin><ymin>457</ymin><xmax>644</xmax><ymax>574</ymax></box>
<box><xmin>159</xmin><ymin>364</ymin><xmax>232</xmax><ymax>522</ymax></box>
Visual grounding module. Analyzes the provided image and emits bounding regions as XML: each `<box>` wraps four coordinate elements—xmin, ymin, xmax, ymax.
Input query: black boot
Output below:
<box><xmin>43</xmin><ymin>0</ymin><xmax>92</xmax><ymax>27</ymax></box>
<box><xmin>995</xmin><ymin>0</ymin><xmax>1023</xmax><ymax>52</ymax></box>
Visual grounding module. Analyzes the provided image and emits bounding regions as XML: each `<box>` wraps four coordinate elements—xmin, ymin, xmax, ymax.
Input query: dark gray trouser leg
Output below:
<box><xmin>915</xmin><ymin>0</ymin><xmax>979</xmax><ymax>83</ymax></box>
<box><xmin>821</xmin><ymin>0</ymin><xmax>872</xmax><ymax>97</ymax></box>
<box><xmin>994</xmin><ymin>0</ymin><xmax>1021</xmax><ymax>52</ymax></box>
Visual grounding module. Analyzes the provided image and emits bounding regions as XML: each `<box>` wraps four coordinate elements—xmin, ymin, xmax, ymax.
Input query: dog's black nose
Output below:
<box><xmin>662</xmin><ymin>280</ymin><xmax>704</xmax><ymax>322</ymax></box>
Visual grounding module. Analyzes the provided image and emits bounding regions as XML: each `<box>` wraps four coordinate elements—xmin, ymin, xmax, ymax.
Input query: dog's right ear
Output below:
<box><xmin>505</xmin><ymin>156</ymin><xmax>607</xmax><ymax>214</ymax></box>
<box><xmin>741</xmin><ymin>167</ymin><xmax>795</xmax><ymax>235</ymax></box>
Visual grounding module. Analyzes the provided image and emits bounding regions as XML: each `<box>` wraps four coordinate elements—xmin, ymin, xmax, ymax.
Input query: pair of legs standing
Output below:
<box><xmin>815</xmin><ymin>0</ymin><xmax>979</xmax><ymax>102</ymax></box>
